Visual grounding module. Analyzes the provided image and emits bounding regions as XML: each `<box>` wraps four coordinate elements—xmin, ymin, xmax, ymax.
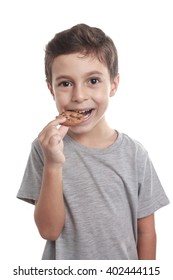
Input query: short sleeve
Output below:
<box><xmin>17</xmin><ymin>139</ymin><xmax>44</xmax><ymax>205</ymax></box>
<box><xmin>137</xmin><ymin>153</ymin><xmax>169</xmax><ymax>218</ymax></box>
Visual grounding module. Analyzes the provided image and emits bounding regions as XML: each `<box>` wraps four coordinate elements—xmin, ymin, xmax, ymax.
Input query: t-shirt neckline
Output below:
<box><xmin>65</xmin><ymin>130</ymin><xmax>123</xmax><ymax>155</ymax></box>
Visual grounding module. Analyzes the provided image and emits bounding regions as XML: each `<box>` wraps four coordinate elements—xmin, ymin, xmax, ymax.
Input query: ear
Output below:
<box><xmin>47</xmin><ymin>82</ymin><xmax>55</xmax><ymax>99</ymax></box>
<box><xmin>110</xmin><ymin>74</ymin><xmax>120</xmax><ymax>97</ymax></box>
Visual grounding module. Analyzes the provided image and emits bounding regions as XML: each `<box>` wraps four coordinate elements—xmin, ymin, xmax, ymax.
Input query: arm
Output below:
<box><xmin>34</xmin><ymin>116</ymin><xmax>69</xmax><ymax>241</ymax></box>
<box><xmin>137</xmin><ymin>213</ymin><xmax>156</xmax><ymax>260</ymax></box>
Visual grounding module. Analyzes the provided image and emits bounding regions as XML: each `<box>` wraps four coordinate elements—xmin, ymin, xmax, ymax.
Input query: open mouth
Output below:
<box><xmin>70</xmin><ymin>109</ymin><xmax>94</xmax><ymax>118</ymax></box>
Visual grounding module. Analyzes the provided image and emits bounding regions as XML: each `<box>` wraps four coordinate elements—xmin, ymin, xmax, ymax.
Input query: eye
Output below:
<box><xmin>59</xmin><ymin>81</ymin><xmax>72</xmax><ymax>87</ymax></box>
<box><xmin>89</xmin><ymin>78</ymin><xmax>100</xmax><ymax>85</ymax></box>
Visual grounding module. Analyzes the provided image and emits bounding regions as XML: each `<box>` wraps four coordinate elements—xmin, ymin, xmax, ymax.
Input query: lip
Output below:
<box><xmin>66</xmin><ymin>108</ymin><xmax>94</xmax><ymax>113</ymax></box>
<box><xmin>80</xmin><ymin>108</ymin><xmax>95</xmax><ymax>125</ymax></box>
<box><xmin>61</xmin><ymin>108</ymin><xmax>95</xmax><ymax>126</ymax></box>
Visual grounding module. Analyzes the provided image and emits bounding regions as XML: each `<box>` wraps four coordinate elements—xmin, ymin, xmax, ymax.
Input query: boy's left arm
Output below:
<box><xmin>137</xmin><ymin>213</ymin><xmax>156</xmax><ymax>260</ymax></box>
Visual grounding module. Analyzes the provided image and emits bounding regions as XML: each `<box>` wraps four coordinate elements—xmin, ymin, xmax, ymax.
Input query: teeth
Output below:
<box><xmin>78</xmin><ymin>109</ymin><xmax>91</xmax><ymax>114</ymax></box>
<box><xmin>69</xmin><ymin>109</ymin><xmax>92</xmax><ymax>115</ymax></box>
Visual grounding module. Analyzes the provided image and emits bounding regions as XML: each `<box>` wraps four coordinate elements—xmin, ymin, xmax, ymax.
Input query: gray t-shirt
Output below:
<box><xmin>17</xmin><ymin>132</ymin><xmax>169</xmax><ymax>260</ymax></box>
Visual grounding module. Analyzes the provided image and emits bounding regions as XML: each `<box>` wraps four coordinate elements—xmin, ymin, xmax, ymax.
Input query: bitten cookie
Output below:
<box><xmin>59</xmin><ymin>111</ymin><xmax>84</xmax><ymax>126</ymax></box>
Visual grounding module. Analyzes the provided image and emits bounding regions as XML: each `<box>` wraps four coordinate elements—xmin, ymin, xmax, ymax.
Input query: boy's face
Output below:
<box><xmin>48</xmin><ymin>52</ymin><xmax>119</xmax><ymax>135</ymax></box>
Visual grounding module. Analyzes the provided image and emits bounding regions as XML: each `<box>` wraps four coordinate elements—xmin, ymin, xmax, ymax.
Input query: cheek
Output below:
<box><xmin>95</xmin><ymin>88</ymin><xmax>110</xmax><ymax>104</ymax></box>
<box><xmin>54</xmin><ymin>93</ymin><xmax>70</xmax><ymax>111</ymax></box>
<box><xmin>94</xmin><ymin>95</ymin><xmax>109</xmax><ymax>115</ymax></box>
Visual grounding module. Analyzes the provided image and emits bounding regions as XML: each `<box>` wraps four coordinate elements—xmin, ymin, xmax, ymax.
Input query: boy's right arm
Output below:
<box><xmin>34</xmin><ymin>116</ymin><xmax>69</xmax><ymax>241</ymax></box>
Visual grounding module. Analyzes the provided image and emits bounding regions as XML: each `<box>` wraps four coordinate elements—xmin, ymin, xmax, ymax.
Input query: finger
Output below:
<box><xmin>38</xmin><ymin>115</ymin><xmax>66</xmax><ymax>138</ymax></box>
<box><xmin>39</xmin><ymin>127</ymin><xmax>58</xmax><ymax>146</ymax></box>
<box><xmin>49</xmin><ymin>133</ymin><xmax>62</xmax><ymax>146</ymax></box>
<box><xmin>41</xmin><ymin>125</ymin><xmax>69</xmax><ymax>147</ymax></box>
<box><xmin>46</xmin><ymin>115</ymin><xmax>67</xmax><ymax>128</ymax></box>
<box><xmin>58</xmin><ymin>125</ymin><xmax>69</xmax><ymax>139</ymax></box>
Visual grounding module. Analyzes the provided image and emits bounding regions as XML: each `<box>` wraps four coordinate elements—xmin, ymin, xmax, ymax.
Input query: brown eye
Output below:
<box><xmin>89</xmin><ymin>78</ymin><xmax>99</xmax><ymax>85</ymax></box>
<box><xmin>59</xmin><ymin>81</ymin><xmax>72</xmax><ymax>87</ymax></box>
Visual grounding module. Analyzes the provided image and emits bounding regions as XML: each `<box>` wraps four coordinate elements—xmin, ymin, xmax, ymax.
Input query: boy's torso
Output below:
<box><xmin>43</xmin><ymin>132</ymin><xmax>139</xmax><ymax>260</ymax></box>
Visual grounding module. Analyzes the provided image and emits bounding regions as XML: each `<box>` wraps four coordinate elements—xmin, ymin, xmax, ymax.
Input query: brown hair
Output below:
<box><xmin>45</xmin><ymin>23</ymin><xmax>118</xmax><ymax>84</ymax></box>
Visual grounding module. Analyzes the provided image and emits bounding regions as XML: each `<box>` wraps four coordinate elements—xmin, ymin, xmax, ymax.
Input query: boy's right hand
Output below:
<box><xmin>38</xmin><ymin>115</ymin><xmax>69</xmax><ymax>167</ymax></box>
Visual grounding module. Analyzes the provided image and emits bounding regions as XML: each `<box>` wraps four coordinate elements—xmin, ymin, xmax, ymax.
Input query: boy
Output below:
<box><xmin>17</xmin><ymin>23</ymin><xmax>169</xmax><ymax>260</ymax></box>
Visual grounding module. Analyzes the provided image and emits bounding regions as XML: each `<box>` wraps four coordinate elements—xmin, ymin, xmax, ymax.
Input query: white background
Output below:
<box><xmin>0</xmin><ymin>0</ymin><xmax>172</xmax><ymax>278</ymax></box>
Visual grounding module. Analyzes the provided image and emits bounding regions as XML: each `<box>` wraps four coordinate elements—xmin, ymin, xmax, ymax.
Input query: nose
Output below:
<box><xmin>71</xmin><ymin>85</ymin><xmax>89</xmax><ymax>103</ymax></box>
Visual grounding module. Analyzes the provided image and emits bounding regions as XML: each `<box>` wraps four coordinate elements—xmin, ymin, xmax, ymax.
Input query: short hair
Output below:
<box><xmin>45</xmin><ymin>23</ymin><xmax>118</xmax><ymax>84</ymax></box>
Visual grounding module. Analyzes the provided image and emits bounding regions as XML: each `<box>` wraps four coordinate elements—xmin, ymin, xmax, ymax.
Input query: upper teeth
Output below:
<box><xmin>78</xmin><ymin>109</ymin><xmax>91</xmax><ymax>114</ymax></box>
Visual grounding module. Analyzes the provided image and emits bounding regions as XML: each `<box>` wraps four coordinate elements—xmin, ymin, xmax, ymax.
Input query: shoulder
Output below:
<box><xmin>32</xmin><ymin>137</ymin><xmax>42</xmax><ymax>151</ymax></box>
<box><xmin>120</xmin><ymin>133</ymin><xmax>148</xmax><ymax>158</ymax></box>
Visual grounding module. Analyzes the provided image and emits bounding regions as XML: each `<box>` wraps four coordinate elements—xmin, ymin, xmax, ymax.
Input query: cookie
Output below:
<box><xmin>59</xmin><ymin>111</ymin><xmax>84</xmax><ymax>126</ymax></box>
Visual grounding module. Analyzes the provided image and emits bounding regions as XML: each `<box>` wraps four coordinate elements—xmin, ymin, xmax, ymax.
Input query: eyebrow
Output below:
<box><xmin>55</xmin><ymin>71</ymin><xmax>103</xmax><ymax>81</ymax></box>
<box><xmin>55</xmin><ymin>75</ymin><xmax>72</xmax><ymax>81</ymax></box>
<box><xmin>84</xmin><ymin>71</ymin><xmax>103</xmax><ymax>77</ymax></box>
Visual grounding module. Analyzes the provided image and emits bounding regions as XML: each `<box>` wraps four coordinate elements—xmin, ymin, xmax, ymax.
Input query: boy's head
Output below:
<box><xmin>45</xmin><ymin>23</ymin><xmax>118</xmax><ymax>85</ymax></box>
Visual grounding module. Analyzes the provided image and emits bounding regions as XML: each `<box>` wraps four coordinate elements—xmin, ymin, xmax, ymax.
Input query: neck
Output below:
<box><xmin>68</xmin><ymin>118</ymin><xmax>117</xmax><ymax>148</ymax></box>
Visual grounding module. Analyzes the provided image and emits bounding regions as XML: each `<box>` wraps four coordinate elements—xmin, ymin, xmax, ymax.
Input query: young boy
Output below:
<box><xmin>17</xmin><ymin>23</ymin><xmax>169</xmax><ymax>260</ymax></box>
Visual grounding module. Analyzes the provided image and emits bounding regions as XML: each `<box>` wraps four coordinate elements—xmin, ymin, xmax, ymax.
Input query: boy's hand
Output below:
<box><xmin>38</xmin><ymin>116</ymin><xmax>69</xmax><ymax>167</ymax></box>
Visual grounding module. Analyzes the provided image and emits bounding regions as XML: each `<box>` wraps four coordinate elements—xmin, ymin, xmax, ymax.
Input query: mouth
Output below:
<box><xmin>69</xmin><ymin>109</ymin><xmax>94</xmax><ymax>119</ymax></box>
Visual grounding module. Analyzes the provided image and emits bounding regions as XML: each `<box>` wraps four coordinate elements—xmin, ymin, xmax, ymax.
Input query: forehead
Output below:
<box><xmin>51</xmin><ymin>52</ymin><xmax>109</xmax><ymax>76</ymax></box>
